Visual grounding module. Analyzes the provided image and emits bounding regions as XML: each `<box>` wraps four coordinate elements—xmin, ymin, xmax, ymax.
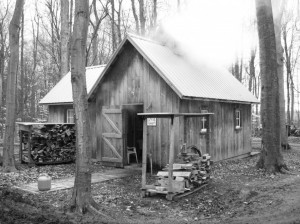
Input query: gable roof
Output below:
<box><xmin>40</xmin><ymin>65</ymin><xmax>106</xmax><ymax>105</ymax></box>
<box><xmin>88</xmin><ymin>34</ymin><xmax>259</xmax><ymax>104</ymax></box>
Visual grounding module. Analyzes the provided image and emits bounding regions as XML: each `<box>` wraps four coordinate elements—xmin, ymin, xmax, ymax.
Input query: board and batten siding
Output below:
<box><xmin>92</xmin><ymin>43</ymin><xmax>180</xmax><ymax>167</ymax></box>
<box><xmin>90</xmin><ymin>43</ymin><xmax>252</xmax><ymax>167</ymax></box>
<box><xmin>179</xmin><ymin>100</ymin><xmax>252</xmax><ymax>162</ymax></box>
<box><xmin>48</xmin><ymin>105</ymin><xmax>73</xmax><ymax>123</ymax></box>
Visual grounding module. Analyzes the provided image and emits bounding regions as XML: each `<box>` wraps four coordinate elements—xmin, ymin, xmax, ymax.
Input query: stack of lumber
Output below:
<box><xmin>22</xmin><ymin>124</ymin><xmax>76</xmax><ymax>164</ymax></box>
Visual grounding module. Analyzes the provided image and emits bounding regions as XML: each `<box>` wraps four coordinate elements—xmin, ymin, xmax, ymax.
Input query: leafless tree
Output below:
<box><xmin>70</xmin><ymin>1</ymin><xmax>110</xmax><ymax>219</ymax></box>
<box><xmin>2</xmin><ymin>0</ymin><xmax>24</xmax><ymax>172</ymax></box>
<box><xmin>256</xmin><ymin>0</ymin><xmax>287</xmax><ymax>173</ymax></box>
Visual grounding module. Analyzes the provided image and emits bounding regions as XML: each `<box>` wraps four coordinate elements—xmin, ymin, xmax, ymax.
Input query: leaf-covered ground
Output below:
<box><xmin>1</xmin><ymin>138</ymin><xmax>300</xmax><ymax>224</ymax></box>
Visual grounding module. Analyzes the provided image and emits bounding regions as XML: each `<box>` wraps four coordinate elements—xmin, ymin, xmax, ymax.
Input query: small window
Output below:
<box><xmin>66</xmin><ymin>109</ymin><xmax>75</xmax><ymax>123</ymax></box>
<box><xmin>235</xmin><ymin>110</ymin><xmax>241</xmax><ymax>129</ymax></box>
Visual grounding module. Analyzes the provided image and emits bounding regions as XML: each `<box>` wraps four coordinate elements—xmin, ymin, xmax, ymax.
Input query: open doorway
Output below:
<box><xmin>123</xmin><ymin>104</ymin><xmax>143</xmax><ymax>165</ymax></box>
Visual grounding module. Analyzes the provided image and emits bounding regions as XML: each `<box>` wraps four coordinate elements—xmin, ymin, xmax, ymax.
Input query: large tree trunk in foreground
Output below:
<box><xmin>256</xmin><ymin>0</ymin><xmax>286</xmax><ymax>173</ymax></box>
<box><xmin>70</xmin><ymin>0</ymin><xmax>92</xmax><ymax>212</ymax></box>
<box><xmin>272</xmin><ymin>0</ymin><xmax>287</xmax><ymax>149</ymax></box>
<box><xmin>2</xmin><ymin>0</ymin><xmax>24</xmax><ymax>172</ymax></box>
<box><xmin>70</xmin><ymin>0</ymin><xmax>109</xmax><ymax>218</ymax></box>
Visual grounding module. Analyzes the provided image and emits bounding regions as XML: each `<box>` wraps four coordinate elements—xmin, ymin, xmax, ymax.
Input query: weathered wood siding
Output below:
<box><xmin>179</xmin><ymin>100</ymin><xmax>252</xmax><ymax>161</ymax></box>
<box><xmin>88</xmin><ymin>102</ymin><xmax>97</xmax><ymax>158</ymax></box>
<box><xmin>91</xmin><ymin>43</ymin><xmax>252</xmax><ymax>166</ymax></box>
<box><xmin>48</xmin><ymin>105</ymin><xmax>73</xmax><ymax>123</ymax></box>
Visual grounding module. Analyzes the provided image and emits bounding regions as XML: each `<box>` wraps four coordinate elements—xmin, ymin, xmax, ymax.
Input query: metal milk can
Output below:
<box><xmin>38</xmin><ymin>173</ymin><xmax>52</xmax><ymax>191</ymax></box>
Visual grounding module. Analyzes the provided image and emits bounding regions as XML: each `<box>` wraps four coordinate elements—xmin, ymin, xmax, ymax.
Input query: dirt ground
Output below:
<box><xmin>1</xmin><ymin>138</ymin><xmax>300</xmax><ymax>224</ymax></box>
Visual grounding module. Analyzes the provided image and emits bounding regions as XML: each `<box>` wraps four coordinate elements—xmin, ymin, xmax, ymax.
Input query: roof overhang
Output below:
<box><xmin>181</xmin><ymin>96</ymin><xmax>260</xmax><ymax>104</ymax></box>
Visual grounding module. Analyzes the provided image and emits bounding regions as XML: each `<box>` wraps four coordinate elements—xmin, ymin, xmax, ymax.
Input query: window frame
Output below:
<box><xmin>235</xmin><ymin>109</ymin><xmax>241</xmax><ymax>129</ymax></box>
<box><xmin>66</xmin><ymin>109</ymin><xmax>75</xmax><ymax>123</ymax></box>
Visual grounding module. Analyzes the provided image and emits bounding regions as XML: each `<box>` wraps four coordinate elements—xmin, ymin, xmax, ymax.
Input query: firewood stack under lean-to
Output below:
<box><xmin>156</xmin><ymin>146</ymin><xmax>212</xmax><ymax>193</ymax></box>
<box><xmin>21</xmin><ymin>124</ymin><xmax>76</xmax><ymax>164</ymax></box>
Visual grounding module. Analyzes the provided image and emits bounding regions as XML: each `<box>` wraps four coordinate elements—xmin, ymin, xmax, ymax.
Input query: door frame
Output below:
<box><xmin>122</xmin><ymin>103</ymin><xmax>144</xmax><ymax>165</ymax></box>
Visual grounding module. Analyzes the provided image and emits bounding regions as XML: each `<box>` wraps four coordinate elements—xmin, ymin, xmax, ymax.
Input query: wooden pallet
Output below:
<box><xmin>142</xmin><ymin>182</ymin><xmax>209</xmax><ymax>201</ymax></box>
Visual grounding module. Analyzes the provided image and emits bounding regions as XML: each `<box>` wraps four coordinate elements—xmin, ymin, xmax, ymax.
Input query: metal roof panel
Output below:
<box><xmin>129</xmin><ymin>35</ymin><xmax>259</xmax><ymax>103</ymax></box>
<box><xmin>39</xmin><ymin>65</ymin><xmax>106</xmax><ymax>105</ymax></box>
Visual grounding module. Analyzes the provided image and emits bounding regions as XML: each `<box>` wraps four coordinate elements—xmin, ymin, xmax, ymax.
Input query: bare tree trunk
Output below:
<box><xmin>87</xmin><ymin>0</ymin><xmax>108</xmax><ymax>66</ymax></box>
<box><xmin>30</xmin><ymin>84</ymin><xmax>36</xmax><ymax>120</ymax></box>
<box><xmin>0</xmin><ymin>24</ymin><xmax>4</xmax><ymax>109</ymax></box>
<box><xmin>0</xmin><ymin>21</ymin><xmax>4</xmax><ymax>143</ymax></box>
<box><xmin>70</xmin><ymin>0</ymin><xmax>92</xmax><ymax>212</ymax></box>
<box><xmin>152</xmin><ymin>0</ymin><xmax>157</xmax><ymax>29</ymax></box>
<box><xmin>70</xmin><ymin>0</ymin><xmax>109</xmax><ymax>218</ymax></box>
<box><xmin>69</xmin><ymin>0</ymin><xmax>73</xmax><ymax>67</ymax></box>
<box><xmin>256</xmin><ymin>0</ymin><xmax>286</xmax><ymax>173</ymax></box>
<box><xmin>116</xmin><ymin>0</ymin><xmax>122</xmax><ymax>44</ymax></box>
<box><xmin>2</xmin><ymin>0</ymin><xmax>24</xmax><ymax>172</ymax></box>
<box><xmin>139</xmin><ymin>0</ymin><xmax>146</xmax><ymax>35</ymax></box>
<box><xmin>248</xmin><ymin>49</ymin><xmax>256</xmax><ymax>92</ymax></box>
<box><xmin>111</xmin><ymin>0</ymin><xmax>117</xmax><ymax>51</ymax></box>
<box><xmin>283</xmin><ymin>28</ymin><xmax>291</xmax><ymax>126</ymax></box>
<box><xmin>131</xmin><ymin>0</ymin><xmax>140</xmax><ymax>34</ymax></box>
<box><xmin>91</xmin><ymin>0</ymin><xmax>99</xmax><ymax>65</ymax></box>
<box><xmin>291</xmin><ymin>78</ymin><xmax>295</xmax><ymax>123</ymax></box>
<box><xmin>272</xmin><ymin>0</ymin><xmax>287</xmax><ymax>148</ymax></box>
<box><xmin>19</xmin><ymin>10</ymin><xmax>24</xmax><ymax>121</ymax></box>
<box><xmin>29</xmin><ymin>18</ymin><xmax>39</xmax><ymax>121</ymax></box>
<box><xmin>0</xmin><ymin>7</ymin><xmax>9</xmax><ymax>113</ymax></box>
<box><xmin>61</xmin><ymin>0</ymin><xmax>70</xmax><ymax>77</ymax></box>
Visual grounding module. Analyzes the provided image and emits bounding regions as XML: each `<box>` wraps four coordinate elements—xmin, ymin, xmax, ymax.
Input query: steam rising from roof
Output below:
<box><xmin>155</xmin><ymin>0</ymin><xmax>255</xmax><ymax>67</ymax></box>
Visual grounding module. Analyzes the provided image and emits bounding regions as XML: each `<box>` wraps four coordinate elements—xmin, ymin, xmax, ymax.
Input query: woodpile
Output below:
<box><xmin>21</xmin><ymin>124</ymin><xmax>76</xmax><ymax>164</ymax></box>
<box><xmin>156</xmin><ymin>151</ymin><xmax>212</xmax><ymax>193</ymax></box>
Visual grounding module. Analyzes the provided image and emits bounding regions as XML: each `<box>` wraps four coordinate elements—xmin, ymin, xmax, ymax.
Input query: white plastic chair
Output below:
<box><xmin>127</xmin><ymin>147</ymin><xmax>138</xmax><ymax>164</ymax></box>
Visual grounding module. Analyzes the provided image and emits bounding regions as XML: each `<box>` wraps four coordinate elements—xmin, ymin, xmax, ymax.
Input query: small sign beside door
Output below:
<box><xmin>147</xmin><ymin>118</ymin><xmax>157</xmax><ymax>126</ymax></box>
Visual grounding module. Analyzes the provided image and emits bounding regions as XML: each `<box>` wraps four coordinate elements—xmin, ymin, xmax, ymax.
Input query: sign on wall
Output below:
<box><xmin>147</xmin><ymin>118</ymin><xmax>157</xmax><ymax>126</ymax></box>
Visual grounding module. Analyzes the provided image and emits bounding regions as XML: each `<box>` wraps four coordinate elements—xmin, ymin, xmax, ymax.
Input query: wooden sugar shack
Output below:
<box><xmin>40</xmin><ymin>34</ymin><xmax>259</xmax><ymax>168</ymax></box>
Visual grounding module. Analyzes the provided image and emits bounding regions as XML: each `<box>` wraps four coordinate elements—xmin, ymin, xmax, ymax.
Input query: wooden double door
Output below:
<box><xmin>100</xmin><ymin>105</ymin><xmax>143</xmax><ymax>167</ymax></box>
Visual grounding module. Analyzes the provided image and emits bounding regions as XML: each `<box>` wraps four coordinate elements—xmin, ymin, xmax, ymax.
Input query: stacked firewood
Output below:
<box><xmin>22</xmin><ymin>124</ymin><xmax>76</xmax><ymax>164</ymax></box>
<box><xmin>156</xmin><ymin>151</ymin><xmax>212</xmax><ymax>193</ymax></box>
<box><xmin>190</xmin><ymin>154</ymin><xmax>211</xmax><ymax>186</ymax></box>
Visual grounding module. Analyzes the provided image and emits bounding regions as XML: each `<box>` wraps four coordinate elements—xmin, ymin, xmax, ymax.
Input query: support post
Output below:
<box><xmin>167</xmin><ymin>116</ymin><xmax>175</xmax><ymax>197</ymax></box>
<box><xmin>142</xmin><ymin>117</ymin><xmax>148</xmax><ymax>189</ymax></box>
<box><xmin>19</xmin><ymin>130</ymin><xmax>22</xmax><ymax>163</ymax></box>
<box><xmin>28</xmin><ymin>129</ymin><xmax>33</xmax><ymax>165</ymax></box>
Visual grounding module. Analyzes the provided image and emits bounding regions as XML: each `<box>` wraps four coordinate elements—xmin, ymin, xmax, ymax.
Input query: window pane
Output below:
<box><xmin>67</xmin><ymin>109</ymin><xmax>74</xmax><ymax>123</ymax></box>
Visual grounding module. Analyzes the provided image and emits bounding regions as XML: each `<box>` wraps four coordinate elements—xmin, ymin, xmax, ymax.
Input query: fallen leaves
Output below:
<box><xmin>1</xmin><ymin>137</ymin><xmax>300</xmax><ymax>223</ymax></box>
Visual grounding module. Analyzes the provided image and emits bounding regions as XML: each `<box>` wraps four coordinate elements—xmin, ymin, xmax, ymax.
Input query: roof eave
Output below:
<box><xmin>181</xmin><ymin>96</ymin><xmax>259</xmax><ymax>104</ymax></box>
<box><xmin>88</xmin><ymin>37</ymin><xmax>128</xmax><ymax>100</ymax></box>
